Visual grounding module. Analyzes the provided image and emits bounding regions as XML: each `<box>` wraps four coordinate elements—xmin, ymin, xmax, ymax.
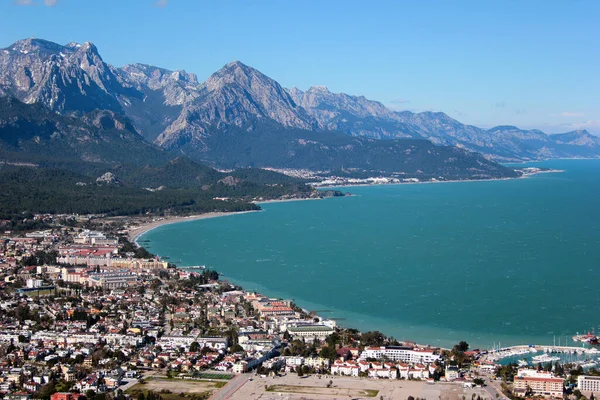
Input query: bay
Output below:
<box><xmin>141</xmin><ymin>159</ymin><xmax>600</xmax><ymax>349</ymax></box>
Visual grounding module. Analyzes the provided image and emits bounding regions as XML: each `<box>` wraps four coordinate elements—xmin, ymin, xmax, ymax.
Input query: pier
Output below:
<box><xmin>179</xmin><ymin>265</ymin><xmax>206</xmax><ymax>270</ymax></box>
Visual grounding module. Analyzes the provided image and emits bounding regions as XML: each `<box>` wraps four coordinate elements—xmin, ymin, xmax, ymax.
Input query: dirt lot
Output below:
<box><xmin>229</xmin><ymin>374</ymin><xmax>492</xmax><ymax>400</ymax></box>
<box><xmin>127</xmin><ymin>378</ymin><xmax>226</xmax><ymax>400</ymax></box>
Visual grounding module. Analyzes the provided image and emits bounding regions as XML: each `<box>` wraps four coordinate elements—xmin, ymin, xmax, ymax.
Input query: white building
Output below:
<box><xmin>304</xmin><ymin>357</ymin><xmax>330</xmax><ymax>370</ymax></box>
<box><xmin>66</xmin><ymin>333</ymin><xmax>98</xmax><ymax>345</ymax></box>
<box><xmin>368</xmin><ymin>367</ymin><xmax>398</xmax><ymax>379</ymax></box>
<box><xmin>360</xmin><ymin>346</ymin><xmax>440</xmax><ymax>364</ymax></box>
<box><xmin>74</xmin><ymin>230</ymin><xmax>118</xmax><ymax>246</ymax></box>
<box><xmin>331</xmin><ymin>361</ymin><xmax>359</xmax><ymax>377</ymax></box>
<box><xmin>578</xmin><ymin>375</ymin><xmax>600</xmax><ymax>393</ymax></box>
<box><xmin>233</xmin><ymin>361</ymin><xmax>248</xmax><ymax>374</ymax></box>
<box><xmin>287</xmin><ymin>325</ymin><xmax>334</xmax><ymax>341</ymax></box>
<box><xmin>88</xmin><ymin>271</ymin><xmax>137</xmax><ymax>289</ymax></box>
<box><xmin>26</xmin><ymin>279</ymin><xmax>44</xmax><ymax>288</ymax></box>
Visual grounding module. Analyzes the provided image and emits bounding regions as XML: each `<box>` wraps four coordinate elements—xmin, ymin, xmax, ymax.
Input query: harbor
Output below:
<box><xmin>481</xmin><ymin>344</ymin><xmax>600</xmax><ymax>369</ymax></box>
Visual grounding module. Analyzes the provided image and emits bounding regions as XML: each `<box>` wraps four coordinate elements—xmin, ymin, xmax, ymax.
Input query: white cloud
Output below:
<box><xmin>568</xmin><ymin>120</ymin><xmax>600</xmax><ymax>131</ymax></box>
<box><xmin>13</xmin><ymin>0</ymin><xmax>59</xmax><ymax>6</ymax></box>
<box><xmin>548</xmin><ymin>111</ymin><xmax>586</xmax><ymax>118</ymax></box>
<box><xmin>154</xmin><ymin>0</ymin><xmax>168</xmax><ymax>7</ymax></box>
<box><xmin>560</xmin><ymin>111</ymin><xmax>584</xmax><ymax>117</ymax></box>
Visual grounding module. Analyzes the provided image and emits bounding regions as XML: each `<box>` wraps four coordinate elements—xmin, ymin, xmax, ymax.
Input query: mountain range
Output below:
<box><xmin>2</xmin><ymin>38</ymin><xmax>597</xmax><ymax>188</ymax></box>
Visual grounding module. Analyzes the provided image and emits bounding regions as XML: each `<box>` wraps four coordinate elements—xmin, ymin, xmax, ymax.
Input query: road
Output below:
<box><xmin>481</xmin><ymin>374</ymin><xmax>509</xmax><ymax>400</ymax></box>
<box><xmin>208</xmin><ymin>374</ymin><xmax>248</xmax><ymax>400</ymax></box>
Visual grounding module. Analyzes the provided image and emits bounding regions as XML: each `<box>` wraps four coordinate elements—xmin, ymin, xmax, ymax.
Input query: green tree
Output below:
<box><xmin>319</xmin><ymin>345</ymin><xmax>338</xmax><ymax>362</ymax></box>
<box><xmin>454</xmin><ymin>341</ymin><xmax>469</xmax><ymax>353</ymax></box>
<box><xmin>38</xmin><ymin>382</ymin><xmax>57</xmax><ymax>399</ymax></box>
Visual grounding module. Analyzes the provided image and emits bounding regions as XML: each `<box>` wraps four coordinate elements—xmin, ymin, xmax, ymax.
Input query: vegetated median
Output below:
<box><xmin>265</xmin><ymin>384</ymin><xmax>379</xmax><ymax>397</ymax></box>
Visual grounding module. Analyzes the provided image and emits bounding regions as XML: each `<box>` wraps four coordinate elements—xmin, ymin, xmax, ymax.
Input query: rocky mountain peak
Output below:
<box><xmin>118</xmin><ymin>63</ymin><xmax>200</xmax><ymax>106</ymax></box>
<box><xmin>307</xmin><ymin>85</ymin><xmax>330</xmax><ymax>93</ymax></box>
<box><xmin>7</xmin><ymin>38</ymin><xmax>65</xmax><ymax>56</ymax></box>
<box><xmin>65</xmin><ymin>42</ymin><xmax>82</xmax><ymax>50</ymax></box>
<box><xmin>190</xmin><ymin>60</ymin><xmax>316</xmax><ymax>129</ymax></box>
<box><xmin>205</xmin><ymin>60</ymin><xmax>265</xmax><ymax>91</ymax></box>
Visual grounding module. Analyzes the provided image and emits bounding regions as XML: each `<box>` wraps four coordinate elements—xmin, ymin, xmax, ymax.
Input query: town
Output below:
<box><xmin>0</xmin><ymin>214</ymin><xmax>598</xmax><ymax>400</ymax></box>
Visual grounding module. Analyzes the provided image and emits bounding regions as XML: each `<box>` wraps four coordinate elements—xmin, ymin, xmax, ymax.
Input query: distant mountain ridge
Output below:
<box><xmin>1</xmin><ymin>37</ymin><xmax>595</xmax><ymax>175</ymax></box>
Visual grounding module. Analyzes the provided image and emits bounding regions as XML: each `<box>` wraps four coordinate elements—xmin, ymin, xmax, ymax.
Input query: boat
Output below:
<box><xmin>180</xmin><ymin>265</ymin><xmax>206</xmax><ymax>270</ymax></box>
<box><xmin>532</xmin><ymin>354</ymin><xmax>560</xmax><ymax>363</ymax></box>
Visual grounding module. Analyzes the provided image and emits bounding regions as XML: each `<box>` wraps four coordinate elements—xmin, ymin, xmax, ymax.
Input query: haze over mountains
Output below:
<box><xmin>1</xmin><ymin>38</ymin><xmax>597</xmax><ymax>183</ymax></box>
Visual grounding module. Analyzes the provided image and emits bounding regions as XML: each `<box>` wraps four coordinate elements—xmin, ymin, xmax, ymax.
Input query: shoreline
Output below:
<box><xmin>318</xmin><ymin>169</ymin><xmax>564</xmax><ymax>190</ymax></box>
<box><xmin>129</xmin><ymin>197</ymin><xmax>327</xmax><ymax>244</ymax></box>
<box><xmin>129</xmin><ymin>168</ymin><xmax>564</xmax><ymax>243</ymax></box>
<box><xmin>130</xmin><ymin>166</ymin><xmax>567</xmax><ymax>350</ymax></box>
<box><xmin>128</xmin><ymin>211</ymin><xmax>259</xmax><ymax>244</ymax></box>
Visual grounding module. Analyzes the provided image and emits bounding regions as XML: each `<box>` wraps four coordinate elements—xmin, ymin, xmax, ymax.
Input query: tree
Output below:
<box><xmin>360</xmin><ymin>331</ymin><xmax>386</xmax><ymax>346</ymax></box>
<box><xmin>454</xmin><ymin>341</ymin><xmax>469</xmax><ymax>353</ymax></box>
<box><xmin>319</xmin><ymin>345</ymin><xmax>338</xmax><ymax>362</ymax></box>
<box><xmin>38</xmin><ymin>382</ymin><xmax>57</xmax><ymax>399</ymax></box>
<box><xmin>230</xmin><ymin>344</ymin><xmax>244</xmax><ymax>353</ymax></box>
<box><xmin>554</xmin><ymin>361</ymin><xmax>564</xmax><ymax>376</ymax></box>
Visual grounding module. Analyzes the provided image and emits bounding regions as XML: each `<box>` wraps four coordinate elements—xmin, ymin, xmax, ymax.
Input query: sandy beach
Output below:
<box><xmin>128</xmin><ymin>211</ymin><xmax>259</xmax><ymax>244</ymax></box>
<box><xmin>127</xmin><ymin>196</ymin><xmax>337</xmax><ymax>244</ymax></box>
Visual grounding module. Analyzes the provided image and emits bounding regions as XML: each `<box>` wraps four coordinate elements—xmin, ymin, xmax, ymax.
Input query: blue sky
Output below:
<box><xmin>1</xmin><ymin>0</ymin><xmax>599</xmax><ymax>134</ymax></box>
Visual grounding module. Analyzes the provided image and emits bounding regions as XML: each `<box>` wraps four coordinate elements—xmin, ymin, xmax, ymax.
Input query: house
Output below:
<box><xmin>398</xmin><ymin>363</ymin><xmax>410</xmax><ymax>379</ymax></box>
<box><xmin>409</xmin><ymin>364</ymin><xmax>429</xmax><ymax>380</ymax></box>
<box><xmin>233</xmin><ymin>361</ymin><xmax>248</xmax><ymax>374</ymax></box>
<box><xmin>445</xmin><ymin>366</ymin><xmax>459</xmax><ymax>381</ymax></box>
<box><xmin>368</xmin><ymin>367</ymin><xmax>397</xmax><ymax>379</ymax></box>
<box><xmin>23</xmin><ymin>382</ymin><xmax>40</xmax><ymax>392</ymax></box>
<box><xmin>330</xmin><ymin>360</ymin><xmax>359</xmax><ymax>377</ymax></box>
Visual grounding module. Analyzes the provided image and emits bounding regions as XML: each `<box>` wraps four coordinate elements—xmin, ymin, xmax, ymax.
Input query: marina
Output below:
<box><xmin>483</xmin><ymin>344</ymin><xmax>600</xmax><ymax>368</ymax></box>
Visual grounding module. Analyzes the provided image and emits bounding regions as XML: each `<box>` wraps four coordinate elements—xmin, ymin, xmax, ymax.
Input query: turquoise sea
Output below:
<box><xmin>141</xmin><ymin>159</ymin><xmax>600</xmax><ymax>349</ymax></box>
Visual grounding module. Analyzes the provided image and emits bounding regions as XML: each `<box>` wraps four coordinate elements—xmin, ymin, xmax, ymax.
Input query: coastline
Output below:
<box><xmin>130</xmin><ymin>163</ymin><xmax>572</xmax><ymax>350</ymax></box>
<box><xmin>130</xmin><ymin>168</ymin><xmax>564</xmax><ymax>244</ymax></box>
<box><xmin>129</xmin><ymin>197</ymin><xmax>326</xmax><ymax>244</ymax></box>
<box><xmin>318</xmin><ymin>169</ymin><xmax>564</xmax><ymax>190</ymax></box>
<box><xmin>128</xmin><ymin>211</ymin><xmax>259</xmax><ymax>244</ymax></box>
